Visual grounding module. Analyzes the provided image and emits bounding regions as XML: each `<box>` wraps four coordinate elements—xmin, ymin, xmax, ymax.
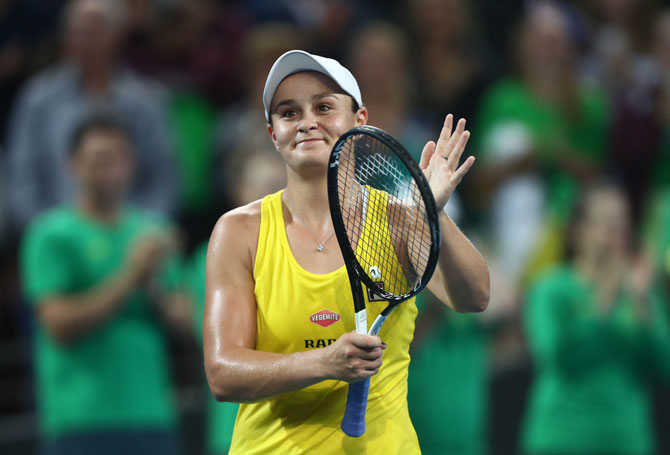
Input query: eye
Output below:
<box><xmin>281</xmin><ymin>109</ymin><xmax>298</xmax><ymax>118</ymax></box>
<box><xmin>317</xmin><ymin>104</ymin><xmax>332</xmax><ymax>113</ymax></box>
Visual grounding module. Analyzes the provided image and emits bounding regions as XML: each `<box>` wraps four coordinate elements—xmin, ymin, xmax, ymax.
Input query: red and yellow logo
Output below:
<box><xmin>310</xmin><ymin>309</ymin><xmax>341</xmax><ymax>327</ymax></box>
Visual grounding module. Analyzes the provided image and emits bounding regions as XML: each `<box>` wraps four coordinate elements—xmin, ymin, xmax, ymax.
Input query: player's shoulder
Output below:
<box><xmin>215</xmin><ymin>199</ymin><xmax>263</xmax><ymax>235</ymax></box>
<box><xmin>209</xmin><ymin>199</ymin><xmax>265</xmax><ymax>262</ymax></box>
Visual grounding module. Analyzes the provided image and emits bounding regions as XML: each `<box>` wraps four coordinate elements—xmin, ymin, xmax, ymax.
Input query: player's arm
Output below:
<box><xmin>419</xmin><ymin>114</ymin><xmax>490</xmax><ymax>313</ymax></box>
<box><xmin>203</xmin><ymin>204</ymin><xmax>385</xmax><ymax>404</ymax></box>
<box><xmin>427</xmin><ymin>212</ymin><xmax>489</xmax><ymax>312</ymax></box>
<box><xmin>37</xmin><ymin>233</ymin><xmax>173</xmax><ymax>344</ymax></box>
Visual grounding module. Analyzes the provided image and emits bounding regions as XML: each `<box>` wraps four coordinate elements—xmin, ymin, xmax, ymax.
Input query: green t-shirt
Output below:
<box><xmin>521</xmin><ymin>266</ymin><xmax>670</xmax><ymax>454</ymax></box>
<box><xmin>21</xmin><ymin>206</ymin><xmax>180</xmax><ymax>437</ymax></box>
<box><xmin>407</xmin><ymin>295</ymin><xmax>490</xmax><ymax>455</ymax></box>
<box><xmin>187</xmin><ymin>243</ymin><xmax>239</xmax><ymax>454</ymax></box>
<box><xmin>474</xmin><ymin>79</ymin><xmax>609</xmax><ymax>221</ymax></box>
<box><xmin>643</xmin><ymin>190</ymin><xmax>670</xmax><ymax>279</ymax></box>
<box><xmin>169</xmin><ymin>92</ymin><xmax>217</xmax><ymax>212</ymax></box>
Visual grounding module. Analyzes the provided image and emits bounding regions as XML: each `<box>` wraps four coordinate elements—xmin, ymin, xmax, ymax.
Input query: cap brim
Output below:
<box><xmin>263</xmin><ymin>50</ymin><xmax>360</xmax><ymax>121</ymax></box>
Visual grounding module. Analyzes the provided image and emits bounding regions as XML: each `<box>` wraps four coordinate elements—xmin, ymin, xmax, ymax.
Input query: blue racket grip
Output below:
<box><xmin>341</xmin><ymin>377</ymin><xmax>370</xmax><ymax>437</ymax></box>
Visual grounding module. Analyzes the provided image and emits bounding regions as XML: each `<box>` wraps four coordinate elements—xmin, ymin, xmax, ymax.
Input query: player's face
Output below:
<box><xmin>72</xmin><ymin>130</ymin><xmax>134</xmax><ymax>205</ymax></box>
<box><xmin>268</xmin><ymin>71</ymin><xmax>367</xmax><ymax>172</ymax></box>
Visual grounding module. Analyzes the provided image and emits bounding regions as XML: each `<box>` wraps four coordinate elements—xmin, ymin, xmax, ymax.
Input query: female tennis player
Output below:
<box><xmin>204</xmin><ymin>50</ymin><xmax>490</xmax><ymax>454</ymax></box>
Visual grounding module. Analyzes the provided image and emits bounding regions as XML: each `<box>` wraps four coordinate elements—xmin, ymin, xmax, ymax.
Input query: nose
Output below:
<box><xmin>297</xmin><ymin>112</ymin><xmax>318</xmax><ymax>133</ymax></box>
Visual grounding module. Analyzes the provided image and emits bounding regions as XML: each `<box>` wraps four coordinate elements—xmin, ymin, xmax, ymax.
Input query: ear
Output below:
<box><xmin>267</xmin><ymin>124</ymin><xmax>278</xmax><ymax>149</ymax></box>
<box><xmin>355</xmin><ymin>106</ymin><xmax>368</xmax><ymax>126</ymax></box>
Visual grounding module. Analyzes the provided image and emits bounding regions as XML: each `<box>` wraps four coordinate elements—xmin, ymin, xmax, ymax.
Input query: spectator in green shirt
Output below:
<box><xmin>408</xmin><ymin>293</ymin><xmax>491</xmax><ymax>455</ymax></box>
<box><xmin>471</xmin><ymin>2</ymin><xmax>610</xmax><ymax>291</ymax></box>
<box><xmin>521</xmin><ymin>181</ymin><xmax>670</xmax><ymax>455</ymax></box>
<box><xmin>21</xmin><ymin>114</ymin><xmax>192</xmax><ymax>455</ymax></box>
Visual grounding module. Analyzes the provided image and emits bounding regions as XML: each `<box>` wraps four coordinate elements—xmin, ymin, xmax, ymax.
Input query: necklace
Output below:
<box><xmin>284</xmin><ymin>193</ymin><xmax>335</xmax><ymax>252</ymax></box>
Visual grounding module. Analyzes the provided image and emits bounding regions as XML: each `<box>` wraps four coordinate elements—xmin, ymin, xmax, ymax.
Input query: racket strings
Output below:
<box><xmin>336</xmin><ymin>134</ymin><xmax>433</xmax><ymax>297</ymax></box>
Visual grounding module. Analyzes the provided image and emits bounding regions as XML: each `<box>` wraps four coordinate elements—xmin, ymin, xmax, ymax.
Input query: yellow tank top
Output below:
<box><xmin>229</xmin><ymin>190</ymin><xmax>421</xmax><ymax>455</ymax></box>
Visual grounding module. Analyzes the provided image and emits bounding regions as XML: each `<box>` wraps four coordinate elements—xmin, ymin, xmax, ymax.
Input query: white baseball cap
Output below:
<box><xmin>262</xmin><ymin>50</ymin><xmax>363</xmax><ymax>121</ymax></box>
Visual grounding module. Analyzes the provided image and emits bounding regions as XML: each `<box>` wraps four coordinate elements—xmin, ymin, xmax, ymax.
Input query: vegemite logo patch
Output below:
<box><xmin>310</xmin><ymin>310</ymin><xmax>341</xmax><ymax>327</ymax></box>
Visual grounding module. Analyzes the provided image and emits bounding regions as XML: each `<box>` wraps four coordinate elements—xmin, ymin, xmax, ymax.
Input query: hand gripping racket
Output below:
<box><xmin>327</xmin><ymin>125</ymin><xmax>441</xmax><ymax>437</ymax></box>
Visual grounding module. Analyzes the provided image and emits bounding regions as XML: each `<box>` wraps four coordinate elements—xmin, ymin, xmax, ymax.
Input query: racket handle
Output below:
<box><xmin>341</xmin><ymin>377</ymin><xmax>370</xmax><ymax>437</ymax></box>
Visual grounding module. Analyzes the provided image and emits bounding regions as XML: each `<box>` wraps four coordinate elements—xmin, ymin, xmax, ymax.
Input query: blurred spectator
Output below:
<box><xmin>471</xmin><ymin>2</ymin><xmax>610</xmax><ymax>293</ymax></box>
<box><xmin>124</xmin><ymin>0</ymin><xmax>249</xmax><ymax>106</ymax></box>
<box><xmin>407</xmin><ymin>0</ymin><xmax>497</xmax><ymax>131</ymax></box>
<box><xmin>187</xmin><ymin>151</ymin><xmax>286</xmax><ymax>454</ymax></box>
<box><xmin>243</xmin><ymin>0</ymin><xmax>370</xmax><ymax>60</ymax></box>
<box><xmin>214</xmin><ymin>23</ymin><xmax>303</xmax><ymax>207</ymax></box>
<box><xmin>6</xmin><ymin>0</ymin><xmax>176</xmax><ymax>231</ymax></box>
<box><xmin>520</xmin><ymin>181</ymin><xmax>670</xmax><ymax>455</ymax></box>
<box><xmin>642</xmin><ymin>188</ymin><xmax>670</xmax><ymax>301</ymax></box>
<box><xmin>347</xmin><ymin>21</ymin><xmax>431</xmax><ymax>160</ymax></box>
<box><xmin>20</xmin><ymin>114</ymin><xmax>191</xmax><ymax>454</ymax></box>
<box><xmin>582</xmin><ymin>0</ymin><xmax>667</xmax><ymax>222</ymax></box>
<box><xmin>649</xmin><ymin>9</ymin><xmax>670</xmax><ymax>192</ymax></box>
<box><xmin>408</xmin><ymin>294</ymin><xmax>493</xmax><ymax>455</ymax></box>
<box><xmin>347</xmin><ymin>20</ymin><xmax>463</xmax><ymax>220</ymax></box>
<box><xmin>123</xmin><ymin>0</ymin><xmax>250</xmax><ymax>248</ymax></box>
<box><xmin>0</xmin><ymin>0</ymin><xmax>61</xmax><ymax>142</ymax></box>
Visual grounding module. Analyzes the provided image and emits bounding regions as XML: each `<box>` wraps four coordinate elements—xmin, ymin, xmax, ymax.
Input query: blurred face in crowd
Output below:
<box><xmin>350</xmin><ymin>26</ymin><xmax>407</xmax><ymax>103</ymax></box>
<box><xmin>411</xmin><ymin>0</ymin><xmax>469</xmax><ymax>43</ymax></box>
<box><xmin>575</xmin><ymin>187</ymin><xmax>631</xmax><ymax>262</ymax></box>
<box><xmin>518</xmin><ymin>4</ymin><xmax>576</xmax><ymax>79</ymax></box>
<box><xmin>268</xmin><ymin>71</ymin><xmax>367</xmax><ymax>174</ymax></box>
<box><xmin>64</xmin><ymin>0</ymin><xmax>123</xmax><ymax>70</ymax></box>
<box><xmin>72</xmin><ymin>129</ymin><xmax>134</xmax><ymax>206</ymax></box>
<box><xmin>235</xmin><ymin>154</ymin><xmax>287</xmax><ymax>207</ymax></box>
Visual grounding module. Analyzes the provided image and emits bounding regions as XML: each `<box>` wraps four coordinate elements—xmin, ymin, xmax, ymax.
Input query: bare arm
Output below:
<box><xmin>427</xmin><ymin>212</ymin><xmax>489</xmax><ymax>312</ymax></box>
<box><xmin>420</xmin><ymin>114</ymin><xmax>490</xmax><ymax>312</ymax></box>
<box><xmin>204</xmin><ymin>203</ymin><xmax>384</xmax><ymax>404</ymax></box>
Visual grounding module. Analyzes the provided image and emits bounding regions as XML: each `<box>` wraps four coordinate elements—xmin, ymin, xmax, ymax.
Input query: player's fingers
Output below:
<box><xmin>354</xmin><ymin>347</ymin><xmax>384</xmax><ymax>361</ymax></box>
<box><xmin>438</xmin><ymin>114</ymin><xmax>454</xmax><ymax>145</ymax></box>
<box><xmin>447</xmin><ymin>118</ymin><xmax>466</xmax><ymax>150</ymax></box>
<box><xmin>437</xmin><ymin>117</ymin><xmax>465</xmax><ymax>158</ymax></box>
<box><xmin>419</xmin><ymin>141</ymin><xmax>436</xmax><ymax>169</ymax></box>
<box><xmin>349</xmin><ymin>333</ymin><xmax>383</xmax><ymax>350</ymax></box>
<box><xmin>446</xmin><ymin>130</ymin><xmax>470</xmax><ymax>171</ymax></box>
<box><xmin>450</xmin><ymin>156</ymin><xmax>476</xmax><ymax>185</ymax></box>
<box><xmin>360</xmin><ymin>357</ymin><xmax>383</xmax><ymax>372</ymax></box>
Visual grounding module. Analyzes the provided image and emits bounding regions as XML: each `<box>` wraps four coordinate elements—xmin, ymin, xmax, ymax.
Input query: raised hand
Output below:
<box><xmin>419</xmin><ymin>114</ymin><xmax>475</xmax><ymax>211</ymax></box>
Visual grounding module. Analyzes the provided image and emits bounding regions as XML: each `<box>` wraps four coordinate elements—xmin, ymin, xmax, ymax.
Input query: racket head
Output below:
<box><xmin>327</xmin><ymin>125</ymin><xmax>441</xmax><ymax>303</ymax></box>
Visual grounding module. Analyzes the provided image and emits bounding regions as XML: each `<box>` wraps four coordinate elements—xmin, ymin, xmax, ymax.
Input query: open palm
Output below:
<box><xmin>419</xmin><ymin>114</ymin><xmax>474</xmax><ymax>211</ymax></box>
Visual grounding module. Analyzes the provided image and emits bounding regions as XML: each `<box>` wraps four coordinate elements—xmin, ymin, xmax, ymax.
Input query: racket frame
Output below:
<box><xmin>327</xmin><ymin>125</ymin><xmax>442</xmax><ymax>438</ymax></box>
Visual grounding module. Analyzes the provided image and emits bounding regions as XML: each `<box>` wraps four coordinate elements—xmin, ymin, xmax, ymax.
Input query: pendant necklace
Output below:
<box><xmin>284</xmin><ymin>193</ymin><xmax>335</xmax><ymax>252</ymax></box>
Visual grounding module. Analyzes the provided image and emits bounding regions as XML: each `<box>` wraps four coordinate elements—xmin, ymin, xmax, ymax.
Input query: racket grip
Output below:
<box><xmin>341</xmin><ymin>377</ymin><xmax>370</xmax><ymax>437</ymax></box>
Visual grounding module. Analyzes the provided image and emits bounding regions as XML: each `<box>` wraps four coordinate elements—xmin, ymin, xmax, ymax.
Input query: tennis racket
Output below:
<box><xmin>327</xmin><ymin>125</ymin><xmax>441</xmax><ymax>437</ymax></box>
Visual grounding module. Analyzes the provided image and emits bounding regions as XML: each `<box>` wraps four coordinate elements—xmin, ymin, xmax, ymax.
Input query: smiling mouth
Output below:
<box><xmin>297</xmin><ymin>138</ymin><xmax>324</xmax><ymax>145</ymax></box>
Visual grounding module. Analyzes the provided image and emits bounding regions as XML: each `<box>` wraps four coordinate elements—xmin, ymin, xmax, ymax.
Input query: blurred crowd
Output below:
<box><xmin>0</xmin><ymin>0</ymin><xmax>668</xmax><ymax>454</ymax></box>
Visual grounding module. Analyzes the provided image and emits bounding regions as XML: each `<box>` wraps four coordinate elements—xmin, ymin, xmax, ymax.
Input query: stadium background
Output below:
<box><xmin>0</xmin><ymin>0</ymin><xmax>668</xmax><ymax>454</ymax></box>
